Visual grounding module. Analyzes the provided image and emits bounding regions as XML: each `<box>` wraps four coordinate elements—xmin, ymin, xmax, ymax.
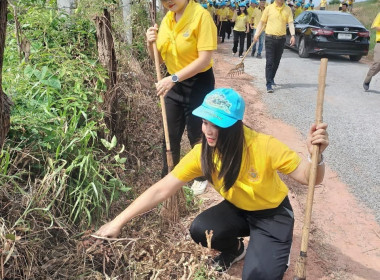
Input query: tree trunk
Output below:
<box><xmin>121</xmin><ymin>0</ymin><xmax>132</xmax><ymax>44</ymax></box>
<box><xmin>0</xmin><ymin>0</ymin><xmax>12</xmax><ymax>147</ymax></box>
<box><xmin>94</xmin><ymin>9</ymin><xmax>118</xmax><ymax>135</ymax></box>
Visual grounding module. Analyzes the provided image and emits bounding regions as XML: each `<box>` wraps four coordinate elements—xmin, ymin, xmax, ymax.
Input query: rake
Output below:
<box><xmin>227</xmin><ymin>27</ymin><xmax>264</xmax><ymax>77</ymax></box>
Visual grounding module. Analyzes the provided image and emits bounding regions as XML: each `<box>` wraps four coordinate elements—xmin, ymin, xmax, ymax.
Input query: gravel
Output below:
<box><xmin>230</xmin><ymin>48</ymin><xmax>380</xmax><ymax>223</ymax></box>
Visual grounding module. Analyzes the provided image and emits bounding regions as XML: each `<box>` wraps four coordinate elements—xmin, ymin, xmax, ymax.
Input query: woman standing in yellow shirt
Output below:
<box><xmin>232</xmin><ymin>3</ymin><xmax>250</xmax><ymax>57</ymax></box>
<box><xmin>145</xmin><ymin>0</ymin><xmax>217</xmax><ymax>194</ymax></box>
<box><xmin>95</xmin><ymin>88</ymin><xmax>329</xmax><ymax>279</ymax></box>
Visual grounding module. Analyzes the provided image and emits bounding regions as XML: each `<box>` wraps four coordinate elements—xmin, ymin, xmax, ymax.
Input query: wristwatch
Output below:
<box><xmin>171</xmin><ymin>74</ymin><xmax>179</xmax><ymax>83</ymax></box>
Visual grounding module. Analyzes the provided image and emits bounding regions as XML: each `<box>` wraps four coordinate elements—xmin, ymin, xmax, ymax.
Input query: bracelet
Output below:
<box><xmin>307</xmin><ymin>154</ymin><xmax>325</xmax><ymax>166</ymax></box>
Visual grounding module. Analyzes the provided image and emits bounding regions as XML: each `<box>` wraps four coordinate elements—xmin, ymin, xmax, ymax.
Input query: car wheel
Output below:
<box><xmin>349</xmin><ymin>55</ymin><xmax>362</xmax><ymax>62</ymax></box>
<box><xmin>298</xmin><ymin>38</ymin><xmax>309</xmax><ymax>58</ymax></box>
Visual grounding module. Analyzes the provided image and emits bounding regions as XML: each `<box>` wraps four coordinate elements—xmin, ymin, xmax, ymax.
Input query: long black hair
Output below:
<box><xmin>201</xmin><ymin>120</ymin><xmax>245</xmax><ymax>192</ymax></box>
<box><xmin>237</xmin><ymin>6</ymin><xmax>248</xmax><ymax>16</ymax></box>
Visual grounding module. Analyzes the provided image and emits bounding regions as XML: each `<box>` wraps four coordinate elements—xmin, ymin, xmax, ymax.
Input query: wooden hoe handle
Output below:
<box><xmin>152</xmin><ymin>42</ymin><xmax>174</xmax><ymax>171</ymax></box>
<box><xmin>294</xmin><ymin>58</ymin><xmax>328</xmax><ymax>280</ymax></box>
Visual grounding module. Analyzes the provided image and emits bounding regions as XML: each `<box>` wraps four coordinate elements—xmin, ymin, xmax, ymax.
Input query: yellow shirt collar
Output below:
<box><xmin>160</xmin><ymin>0</ymin><xmax>198</xmax><ymax>66</ymax></box>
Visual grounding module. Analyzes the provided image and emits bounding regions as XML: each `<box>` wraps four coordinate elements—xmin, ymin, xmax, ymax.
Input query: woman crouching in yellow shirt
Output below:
<box><xmin>232</xmin><ymin>3</ymin><xmax>250</xmax><ymax>58</ymax></box>
<box><xmin>95</xmin><ymin>88</ymin><xmax>329</xmax><ymax>279</ymax></box>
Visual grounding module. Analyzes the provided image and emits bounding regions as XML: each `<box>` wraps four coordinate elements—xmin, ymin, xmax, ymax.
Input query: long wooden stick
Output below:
<box><xmin>152</xmin><ymin>42</ymin><xmax>174</xmax><ymax>171</ymax></box>
<box><xmin>294</xmin><ymin>58</ymin><xmax>328</xmax><ymax>280</ymax></box>
<box><xmin>149</xmin><ymin>8</ymin><xmax>184</xmax><ymax>222</ymax></box>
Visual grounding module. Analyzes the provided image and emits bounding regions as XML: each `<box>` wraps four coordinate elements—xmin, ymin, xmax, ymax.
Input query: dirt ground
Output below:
<box><xmin>197</xmin><ymin>43</ymin><xmax>380</xmax><ymax>280</ymax></box>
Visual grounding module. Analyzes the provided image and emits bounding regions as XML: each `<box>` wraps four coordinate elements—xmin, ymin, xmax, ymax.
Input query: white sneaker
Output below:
<box><xmin>190</xmin><ymin>180</ymin><xmax>208</xmax><ymax>195</ymax></box>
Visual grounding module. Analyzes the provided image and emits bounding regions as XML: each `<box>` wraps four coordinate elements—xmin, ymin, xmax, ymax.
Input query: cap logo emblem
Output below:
<box><xmin>205</xmin><ymin>93</ymin><xmax>232</xmax><ymax>114</ymax></box>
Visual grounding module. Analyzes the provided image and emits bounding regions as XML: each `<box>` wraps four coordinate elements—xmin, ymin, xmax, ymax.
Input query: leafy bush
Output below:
<box><xmin>2</xmin><ymin>3</ymin><xmax>130</xmax><ymax>227</ymax></box>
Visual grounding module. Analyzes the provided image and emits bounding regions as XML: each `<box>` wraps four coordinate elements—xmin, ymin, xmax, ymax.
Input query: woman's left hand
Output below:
<box><xmin>155</xmin><ymin>76</ymin><xmax>175</xmax><ymax>97</ymax></box>
<box><xmin>306</xmin><ymin>123</ymin><xmax>329</xmax><ymax>154</ymax></box>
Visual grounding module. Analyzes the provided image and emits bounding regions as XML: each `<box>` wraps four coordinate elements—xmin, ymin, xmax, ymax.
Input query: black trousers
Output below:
<box><xmin>161</xmin><ymin>68</ymin><xmax>215</xmax><ymax>177</ymax></box>
<box><xmin>265</xmin><ymin>36</ymin><xmax>286</xmax><ymax>87</ymax></box>
<box><xmin>220</xmin><ymin>21</ymin><xmax>229</xmax><ymax>42</ymax></box>
<box><xmin>190</xmin><ymin>197</ymin><xmax>294</xmax><ymax>280</ymax></box>
<box><xmin>233</xmin><ymin>30</ymin><xmax>246</xmax><ymax>56</ymax></box>
<box><xmin>246</xmin><ymin>26</ymin><xmax>253</xmax><ymax>51</ymax></box>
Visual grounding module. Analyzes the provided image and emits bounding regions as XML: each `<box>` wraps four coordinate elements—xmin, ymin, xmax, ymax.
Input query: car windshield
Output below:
<box><xmin>317</xmin><ymin>14</ymin><xmax>363</xmax><ymax>26</ymax></box>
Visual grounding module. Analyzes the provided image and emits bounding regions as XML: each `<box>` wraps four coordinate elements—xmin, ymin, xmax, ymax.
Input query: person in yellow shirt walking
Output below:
<box><xmin>232</xmin><ymin>2</ymin><xmax>250</xmax><ymax>57</ymax></box>
<box><xmin>95</xmin><ymin>88</ymin><xmax>329</xmax><ymax>278</ymax></box>
<box><xmin>254</xmin><ymin>0</ymin><xmax>296</xmax><ymax>93</ymax></box>
<box><xmin>363</xmin><ymin>13</ymin><xmax>380</xmax><ymax>91</ymax></box>
<box><xmin>226</xmin><ymin>2</ymin><xmax>235</xmax><ymax>40</ymax></box>
<box><xmin>348</xmin><ymin>0</ymin><xmax>354</xmax><ymax>12</ymax></box>
<box><xmin>145</xmin><ymin>0</ymin><xmax>217</xmax><ymax>194</ymax></box>
<box><xmin>320</xmin><ymin>0</ymin><xmax>327</xmax><ymax>10</ymax></box>
<box><xmin>218</xmin><ymin>2</ymin><xmax>230</xmax><ymax>43</ymax></box>
<box><xmin>246</xmin><ymin>0</ymin><xmax>257</xmax><ymax>51</ymax></box>
<box><xmin>250</xmin><ymin>0</ymin><xmax>266</xmax><ymax>58</ymax></box>
<box><xmin>294</xmin><ymin>1</ymin><xmax>303</xmax><ymax>18</ymax></box>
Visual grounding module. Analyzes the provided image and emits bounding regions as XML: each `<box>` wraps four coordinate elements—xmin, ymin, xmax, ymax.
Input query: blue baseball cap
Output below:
<box><xmin>192</xmin><ymin>88</ymin><xmax>245</xmax><ymax>128</ymax></box>
<box><xmin>239</xmin><ymin>2</ymin><xmax>246</xmax><ymax>7</ymax></box>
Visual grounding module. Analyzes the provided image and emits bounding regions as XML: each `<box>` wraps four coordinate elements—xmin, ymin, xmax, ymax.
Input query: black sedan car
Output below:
<box><xmin>286</xmin><ymin>11</ymin><xmax>369</xmax><ymax>61</ymax></box>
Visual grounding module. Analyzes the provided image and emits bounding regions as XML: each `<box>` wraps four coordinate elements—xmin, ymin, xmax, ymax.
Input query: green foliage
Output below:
<box><xmin>193</xmin><ymin>265</ymin><xmax>216</xmax><ymax>280</ymax></box>
<box><xmin>329</xmin><ymin>0</ymin><xmax>340</xmax><ymax>4</ymax></box>
<box><xmin>2</xmin><ymin>2</ymin><xmax>130</xmax><ymax>226</ymax></box>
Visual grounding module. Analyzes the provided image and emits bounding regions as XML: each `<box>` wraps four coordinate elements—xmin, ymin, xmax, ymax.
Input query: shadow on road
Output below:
<box><xmin>284</xmin><ymin>48</ymin><xmax>366</xmax><ymax>64</ymax></box>
<box><xmin>366</xmin><ymin>89</ymin><xmax>380</xmax><ymax>94</ymax></box>
<box><xmin>277</xmin><ymin>83</ymin><xmax>319</xmax><ymax>90</ymax></box>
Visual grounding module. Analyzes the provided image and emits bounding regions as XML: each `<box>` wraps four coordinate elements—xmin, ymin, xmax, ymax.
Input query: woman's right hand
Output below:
<box><xmin>94</xmin><ymin>220</ymin><xmax>122</xmax><ymax>238</ymax></box>
<box><xmin>146</xmin><ymin>23</ymin><xmax>159</xmax><ymax>45</ymax></box>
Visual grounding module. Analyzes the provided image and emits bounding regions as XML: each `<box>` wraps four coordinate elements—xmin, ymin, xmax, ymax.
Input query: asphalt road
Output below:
<box><xmin>234</xmin><ymin>46</ymin><xmax>380</xmax><ymax>223</ymax></box>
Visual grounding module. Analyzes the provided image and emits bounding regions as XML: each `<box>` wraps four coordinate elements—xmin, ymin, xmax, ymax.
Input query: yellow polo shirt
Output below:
<box><xmin>294</xmin><ymin>7</ymin><xmax>303</xmax><ymax>18</ymax></box>
<box><xmin>234</xmin><ymin>14</ymin><xmax>249</xmax><ymax>32</ymax></box>
<box><xmin>247</xmin><ymin>6</ymin><xmax>255</xmax><ymax>22</ymax></box>
<box><xmin>228</xmin><ymin>8</ymin><xmax>234</xmax><ymax>21</ymax></box>
<box><xmin>156</xmin><ymin>0</ymin><xmax>217</xmax><ymax>75</ymax></box>
<box><xmin>320</xmin><ymin>0</ymin><xmax>327</xmax><ymax>8</ymax></box>
<box><xmin>261</xmin><ymin>3</ymin><xmax>294</xmax><ymax>36</ymax></box>
<box><xmin>207</xmin><ymin>5</ymin><xmax>215</xmax><ymax>18</ymax></box>
<box><xmin>373</xmin><ymin>13</ymin><xmax>380</xmax><ymax>42</ymax></box>
<box><xmin>251</xmin><ymin>7</ymin><xmax>265</xmax><ymax>28</ymax></box>
<box><xmin>171</xmin><ymin>126</ymin><xmax>301</xmax><ymax>211</ymax></box>
<box><xmin>219</xmin><ymin>7</ymin><xmax>230</xmax><ymax>21</ymax></box>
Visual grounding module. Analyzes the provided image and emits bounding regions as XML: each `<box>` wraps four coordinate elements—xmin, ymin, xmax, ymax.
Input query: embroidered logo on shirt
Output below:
<box><xmin>248</xmin><ymin>168</ymin><xmax>259</xmax><ymax>182</ymax></box>
<box><xmin>183</xmin><ymin>30</ymin><xmax>190</xmax><ymax>38</ymax></box>
<box><xmin>205</xmin><ymin>93</ymin><xmax>232</xmax><ymax>114</ymax></box>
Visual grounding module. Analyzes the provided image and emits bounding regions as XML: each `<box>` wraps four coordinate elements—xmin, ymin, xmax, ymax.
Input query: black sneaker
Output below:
<box><xmin>251</xmin><ymin>51</ymin><xmax>256</xmax><ymax>57</ymax></box>
<box><xmin>212</xmin><ymin>238</ymin><xmax>246</xmax><ymax>272</ymax></box>
<box><xmin>363</xmin><ymin>82</ymin><xmax>370</xmax><ymax>91</ymax></box>
<box><xmin>267</xmin><ymin>85</ymin><xmax>274</xmax><ymax>93</ymax></box>
<box><xmin>256</xmin><ymin>54</ymin><xmax>262</xmax><ymax>59</ymax></box>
